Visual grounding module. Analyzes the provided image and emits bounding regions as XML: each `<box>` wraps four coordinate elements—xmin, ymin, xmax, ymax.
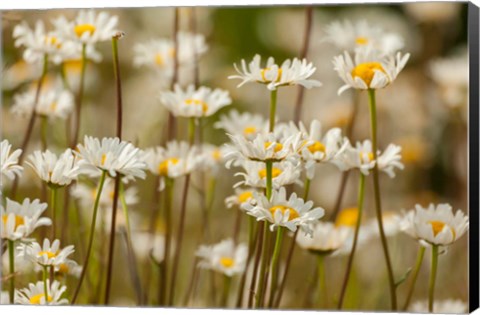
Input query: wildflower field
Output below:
<box><xmin>0</xmin><ymin>3</ymin><xmax>470</xmax><ymax>313</ymax></box>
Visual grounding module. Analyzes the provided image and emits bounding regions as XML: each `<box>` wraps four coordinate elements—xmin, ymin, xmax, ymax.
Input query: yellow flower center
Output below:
<box><xmin>29</xmin><ymin>293</ymin><xmax>53</xmax><ymax>304</ymax></box>
<box><xmin>2</xmin><ymin>215</ymin><xmax>25</xmax><ymax>230</ymax></box>
<box><xmin>307</xmin><ymin>141</ymin><xmax>326</xmax><ymax>154</ymax></box>
<box><xmin>351</xmin><ymin>62</ymin><xmax>386</xmax><ymax>86</ymax></box>
<box><xmin>360</xmin><ymin>152</ymin><xmax>374</xmax><ymax>162</ymax></box>
<box><xmin>74</xmin><ymin>24</ymin><xmax>96</xmax><ymax>37</ymax></box>
<box><xmin>336</xmin><ymin>207</ymin><xmax>360</xmax><ymax>227</ymax></box>
<box><xmin>63</xmin><ymin>59</ymin><xmax>83</xmax><ymax>74</ymax></box>
<box><xmin>269</xmin><ymin>205</ymin><xmax>299</xmax><ymax>221</ymax></box>
<box><xmin>154</xmin><ymin>53</ymin><xmax>164</xmax><ymax>66</ymax></box>
<box><xmin>184</xmin><ymin>98</ymin><xmax>208</xmax><ymax>113</ymax></box>
<box><xmin>220</xmin><ymin>257</ymin><xmax>235</xmax><ymax>268</ymax></box>
<box><xmin>355</xmin><ymin>36</ymin><xmax>369</xmax><ymax>45</ymax></box>
<box><xmin>44</xmin><ymin>36</ymin><xmax>62</xmax><ymax>48</ymax></box>
<box><xmin>258</xmin><ymin>167</ymin><xmax>282</xmax><ymax>179</ymax></box>
<box><xmin>158</xmin><ymin>158</ymin><xmax>180</xmax><ymax>176</ymax></box>
<box><xmin>38</xmin><ymin>251</ymin><xmax>57</xmax><ymax>259</ymax></box>
<box><xmin>243</xmin><ymin>126</ymin><xmax>257</xmax><ymax>136</ymax></box>
<box><xmin>238</xmin><ymin>191</ymin><xmax>253</xmax><ymax>203</ymax></box>
<box><xmin>264</xmin><ymin>142</ymin><xmax>283</xmax><ymax>153</ymax></box>
<box><xmin>58</xmin><ymin>263</ymin><xmax>69</xmax><ymax>274</ymax></box>
<box><xmin>100</xmin><ymin>154</ymin><xmax>107</xmax><ymax>166</ymax></box>
<box><xmin>50</xmin><ymin>102</ymin><xmax>57</xmax><ymax>111</ymax></box>
<box><xmin>260</xmin><ymin>67</ymin><xmax>282</xmax><ymax>82</ymax></box>
<box><xmin>429</xmin><ymin>220</ymin><xmax>456</xmax><ymax>238</ymax></box>
<box><xmin>212</xmin><ymin>149</ymin><xmax>222</xmax><ymax>161</ymax></box>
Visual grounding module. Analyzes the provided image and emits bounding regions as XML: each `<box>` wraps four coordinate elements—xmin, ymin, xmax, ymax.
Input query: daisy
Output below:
<box><xmin>131</xmin><ymin>232</ymin><xmax>165</xmax><ymax>263</ymax></box>
<box><xmin>242</xmin><ymin>187</ymin><xmax>325</xmax><ymax>235</ymax></box>
<box><xmin>199</xmin><ymin>144</ymin><xmax>228</xmax><ymax>174</ymax></box>
<box><xmin>324</xmin><ymin>20</ymin><xmax>404</xmax><ymax>54</ymax></box>
<box><xmin>76</xmin><ymin>136</ymin><xmax>147</xmax><ymax>180</ymax></box>
<box><xmin>234</xmin><ymin>160</ymin><xmax>302</xmax><ymax>189</ymax></box>
<box><xmin>296</xmin><ymin>221</ymin><xmax>351</xmax><ymax>255</ymax></box>
<box><xmin>409</xmin><ymin>299</ymin><xmax>467</xmax><ymax>314</ymax></box>
<box><xmin>333</xmin><ymin>46</ymin><xmax>410</xmax><ymax>95</ymax></box>
<box><xmin>159</xmin><ymin>84</ymin><xmax>232</xmax><ymax>118</ymax></box>
<box><xmin>0</xmin><ymin>140</ymin><xmax>23</xmax><ymax>181</ymax></box>
<box><xmin>399</xmin><ymin>204</ymin><xmax>468</xmax><ymax>247</ymax></box>
<box><xmin>14</xmin><ymin>280</ymin><xmax>68</xmax><ymax>305</ymax></box>
<box><xmin>54</xmin><ymin>259</ymin><xmax>82</xmax><ymax>278</ymax></box>
<box><xmin>229</xmin><ymin>54</ymin><xmax>322</xmax><ymax>90</ymax></box>
<box><xmin>1</xmin><ymin>198</ymin><xmax>51</xmax><ymax>241</ymax></box>
<box><xmin>225</xmin><ymin>188</ymin><xmax>257</xmax><ymax>209</ymax></box>
<box><xmin>17</xmin><ymin>239</ymin><xmax>75</xmax><ymax>267</ymax></box>
<box><xmin>214</xmin><ymin>110</ymin><xmax>269</xmax><ymax>140</ymax></box>
<box><xmin>2</xmin><ymin>60</ymin><xmax>42</xmax><ymax>90</ymax></box>
<box><xmin>26</xmin><ymin>149</ymin><xmax>79</xmax><ymax>187</ymax></box>
<box><xmin>196</xmin><ymin>238</ymin><xmax>248</xmax><ymax>277</ymax></box>
<box><xmin>363</xmin><ymin>211</ymin><xmax>402</xmax><ymax>238</ymax></box>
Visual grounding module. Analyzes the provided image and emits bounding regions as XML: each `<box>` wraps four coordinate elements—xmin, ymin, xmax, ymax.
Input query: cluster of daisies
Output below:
<box><xmin>0</xmin><ymin>9</ymin><xmax>469</xmax><ymax>313</ymax></box>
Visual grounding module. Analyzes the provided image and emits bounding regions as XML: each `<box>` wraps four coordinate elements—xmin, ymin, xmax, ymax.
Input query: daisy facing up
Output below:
<box><xmin>14</xmin><ymin>280</ymin><xmax>68</xmax><ymax>305</ymax></box>
<box><xmin>0</xmin><ymin>140</ymin><xmax>23</xmax><ymax>182</ymax></box>
<box><xmin>229</xmin><ymin>54</ymin><xmax>322</xmax><ymax>90</ymax></box>
<box><xmin>26</xmin><ymin>149</ymin><xmax>79</xmax><ymax>188</ymax></box>
<box><xmin>17</xmin><ymin>238</ymin><xmax>75</xmax><ymax>268</ymax></box>
<box><xmin>233</xmin><ymin>160</ymin><xmax>302</xmax><ymax>189</ymax></box>
<box><xmin>214</xmin><ymin>110</ymin><xmax>269</xmax><ymax>140</ymax></box>
<box><xmin>196</xmin><ymin>238</ymin><xmax>248</xmax><ymax>277</ymax></box>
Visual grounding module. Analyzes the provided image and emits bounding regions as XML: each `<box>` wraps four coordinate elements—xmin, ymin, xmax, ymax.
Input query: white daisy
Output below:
<box><xmin>234</xmin><ymin>160</ymin><xmax>302</xmax><ymax>189</ymax></box>
<box><xmin>225</xmin><ymin>188</ymin><xmax>257</xmax><ymax>209</ymax></box>
<box><xmin>214</xmin><ymin>110</ymin><xmax>269</xmax><ymax>140</ymax></box>
<box><xmin>159</xmin><ymin>84</ymin><xmax>232</xmax><ymax>118</ymax></box>
<box><xmin>296</xmin><ymin>221</ymin><xmax>351</xmax><ymax>255</ymax></box>
<box><xmin>409</xmin><ymin>299</ymin><xmax>467</xmax><ymax>314</ymax></box>
<box><xmin>131</xmin><ymin>232</ymin><xmax>165</xmax><ymax>263</ymax></box>
<box><xmin>2</xmin><ymin>60</ymin><xmax>42</xmax><ymax>90</ymax></box>
<box><xmin>363</xmin><ymin>211</ymin><xmax>402</xmax><ymax>238</ymax></box>
<box><xmin>14</xmin><ymin>280</ymin><xmax>68</xmax><ymax>305</ymax></box>
<box><xmin>1</xmin><ymin>198</ymin><xmax>51</xmax><ymax>241</ymax></box>
<box><xmin>324</xmin><ymin>20</ymin><xmax>404</xmax><ymax>54</ymax></box>
<box><xmin>399</xmin><ymin>204</ymin><xmax>468</xmax><ymax>247</ymax></box>
<box><xmin>242</xmin><ymin>187</ymin><xmax>325</xmax><ymax>235</ymax></box>
<box><xmin>333</xmin><ymin>46</ymin><xmax>410</xmax><ymax>95</ymax></box>
<box><xmin>26</xmin><ymin>149</ymin><xmax>79</xmax><ymax>187</ymax></box>
<box><xmin>76</xmin><ymin>136</ymin><xmax>147</xmax><ymax>180</ymax></box>
<box><xmin>0</xmin><ymin>140</ymin><xmax>23</xmax><ymax>181</ymax></box>
<box><xmin>196</xmin><ymin>238</ymin><xmax>248</xmax><ymax>277</ymax></box>
<box><xmin>54</xmin><ymin>259</ymin><xmax>82</xmax><ymax>278</ymax></box>
<box><xmin>17</xmin><ymin>239</ymin><xmax>75</xmax><ymax>267</ymax></box>
<box><xmin>199</xmin><ymin>144</ymin><xmax>228</xmax><ymax>174</ymax></box>
<box><xmin>229</xmin><ymin>54</ymin><xmax>322</xmax><ymax>90</ymax></box>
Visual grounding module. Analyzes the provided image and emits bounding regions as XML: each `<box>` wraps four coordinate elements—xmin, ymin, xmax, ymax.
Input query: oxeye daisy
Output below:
<box><xmin>225</xmin><ymin>188</ymin><xmax>257</xmax><ymax>209</ymax></box>
<box><xmin>233</xmin><ymin>160</ymin><xmax>302</xmax><ymax>189</ymax></box>
<box><xmin>76</xmin><ymin>136</ymin><xmax>147</xmax><ymax>180</ymax></box>
<box><xmin>0</xmin><ymin>140</ymin><xmax>23</xmax><ymax>181</ymax></box>
<box><xmin>333</xmin><ymin>46</ymin><xmax>410</xmax><ymax>95</ymax></box>
<box><xmin>131</xmin><ymin>232</ymin><xmax>165</xmax><ymax>263</ymax></box>
<box><xmin>159</xmin><ymin>84</ymin><xmax>232</xmax><ymax>118</ymax></box>
<box><xmin>26</xmin><ymin>149</ymin><xmax>79</xmax><ymax>187</ymax></box>
<box><xmin>17</xmin><ymin>239</ymin><xmax>75</xmax><ymax>267</ymax></box>
<box><xmin>214</xmin><ymin>110</ymin><xmax>269</xmax><ymax>140</ymax></box>
<box><xmin>296</xmin><ymin>221</ymin><xmax>351</xmax><ymax>255</ymax></box>
<box><xmin>199</xmin><ymin>144</ymin><xmax>228</xmax><ymax>174</ymax></box>
<box><xmin>399</xmin><ymin>203</ymin><xmax>468</xmax><ymax>247</ymax></box>
<box><xmin>54</xmin><ymin>259</ymin><xmax>82</xmax><ymax>278</ymax></box>
<box><xmin>14</xmin><ymin>280</ymin><xmax>68</xmax><ymax>305</ymax></box>
<box><xmin>196</xmin><ymin>238</ymin><xmax>248</xmax><ymax>277</ymax></box>
<box><xmin>1</xmin><ymin>198</ymin><xmax>51</xmax><ymax>241</ymax></box>
<box><xmin>2</xmin><ymin>60</ymin><xmax>42</xmax><ymax>90</ymax></box>
<box><xmin>242</xmin><ymin>187</ymin><xmax>325</xmax><ymax>235</ymax></box>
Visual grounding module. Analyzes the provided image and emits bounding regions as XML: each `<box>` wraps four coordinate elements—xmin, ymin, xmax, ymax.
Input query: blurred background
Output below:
<box><xmin>1</xmin><ymin>2</ymin><xmax>469</xmax><ymax>311</ymax></box>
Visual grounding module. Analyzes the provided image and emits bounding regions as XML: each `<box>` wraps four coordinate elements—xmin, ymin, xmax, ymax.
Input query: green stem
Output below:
<box><xmin>119</xmin><ymin>181</ymin><xmax>132</xmax><ymax>239</ymax></box>
<box><xmin>265</xmin><ymin>161</ymin><xmax>273</xmax><ymax>200</ymax></box>
<box><xmin>269</xmin><ymin>89</ymin><xmax>277</xmax><ymax>132</ymax></box>
<box><xmin>402</xmin><ymin>246</ymin><xmax>426</xmax><ymax>310</ymax></box>
<box><xmin>71</xmin><ymin>43</ymin><xmax>87</xmax><ymax>148</ymax></box>
<box><xmin>71</xmin><ymin>170</ymin><xmax>107</xmax><ymax>304</ymax></box>
<box><xmin>221</xmin><ymin>275</ymin><xmax>232</xmax><ymax>307</ymax></box>
<box><xmin>317</xmin><ymin>254</ymin><xmax>327</xmax><ymax>308</ymax></box>
<box><xmin>160</xmin><ymin>177</ymin><xmax>174</xmax><ymax>305</ymax></box>
<box><xmin>50</xmin><ymin>187</ymin><xmax>57</xmax><ymax>240</ymax></box>
<box><xmin>8</xmin><ymin>240</ymin><xmax>15</xmax><ymax>304</ymax></box>
<box><xmin>43</xmin><ymin>266</ymin><xmax>49</xmax><ymax>305</ymax></box>
<box><xmin>268</xmin><ymin>227</ymin><xmax>284</xmax><ymax>307</ymax></box>
<box><xmin>303</xmin><ymin>178</ymin><xmax>311</xmax><ymax>200</ymax></box>
<box><xmin>367</xmin><ymin>89</ymin><xmax>397</xmax><ymax>310</ymax></box>
<box><xmin>428</xmin><ymin>245</ymin><xmax>439</xmax><ymax>313</ymax></box>
<box><xmin>40</xmin><ymin>116</ymin><xmax>48</xmax><ymax>150</ymax></box>
<box><xmin>188</xmin><ymin>118</ymin><xmax>196</xmax><ymax>144</ymax></box>
<box><xmin>337</xmin><ymin>173</ymin><xmax>365</xmax><ymax>309</ymax></box>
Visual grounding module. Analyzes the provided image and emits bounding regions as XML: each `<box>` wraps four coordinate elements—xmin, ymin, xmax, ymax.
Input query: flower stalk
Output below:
<box><xmin>50</xmin><ymin>187</ymin><xmax>58</xmax><ymax>239</ymax></box>
<box><xmin>43</xmin><ymin>266</ymin><xmax>49</xmax><ymax>305</ymax></box>
<box><xmin>71</xmin><ymin>43</ymin><xmax>87</xmax><ymax>148</ymax></box>
<box><xmin>428</xmin><ymin>245</ymin><xmax>439</xmax><ymax>313</ymax></box>
<box><xmin>8</xmin><ymin>240</ymin><xmax>15</xmax><ymax>304</ymax></box>
<box><xmin>402</xmin><ymin>246</ymin><xmax>426</xmax><ymax>310</ymax></box>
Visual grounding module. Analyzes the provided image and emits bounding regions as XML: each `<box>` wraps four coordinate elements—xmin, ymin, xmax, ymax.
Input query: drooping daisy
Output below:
<box><xmin>399</xmin><ymin>203</ymin><xmax>468</xmax><ymax>247</ymax></box>
<box><xmin>2</xmin><ymin>60</ymin><xmax>42</xmax><ymax>90</ymax></box>
<box><xmin>26</xmin><ymin>149</ymin><xmax>79</xmax><ymax>187</ymax></box>
<box><xmin>242</xmin><ymin>187</ymin><xmax>325</xmax><ymax>235</ymax></box>
<box><xmin>234</xmin><ymin>160</ymin><xmax>302</xmax><ymax>189</ymax></box>
<box><xmin>214</xmin><ymin>110</ymin><xmax>269</xmax><ymax>140</ymax></box>
<box><xmin>409</xmin><ymin>299</ymin><xmax>467</xmax><ymax>314</ymax></box>
<box><xmin>196</xmin><ymin>238</ymin><xmax>248</xmax><ymax>277</ymax></box>
<box><xmin>296</xmin><ymin>221</ymin><xmax>351</xmax><ymax>255</ymax></box>
<box><xmin>159</xmin><ymin>84</ymin><xmax>232</xmax><ymax>118</ymax></box>
<box><xmin>225</xmin><ymin>188</ymin><xmax>257</xmax><ymax>209</ymax></box>
<box><xmin>229</xmin><ymin>54</ymin><xmax>322</xmax><ymax>90</ymax></box>
<box><xmin>324</xmin><ymin>20</ymin><xmax>404</xmax><ymax>54</ymax></box>
<box><xmin>0</xmin><ymin>140</ymin><xmax>23</xmax><ymax>181</ymax></box>
<box><xmin>14</xmin><ymin>280</ymin><xmax>68</xmax><ymax>305</ymax></box>
<box><xmin>54</xmin><ymin>259</ymin><xmax>82</xmax><ymax>278</ymax></box>
<box><xmin>76</xmin><ymin>136</ymin><xmax>147</xmax><ymax>180</ymax></box>
<box><xmin>1</xmin><ymin>198</ymin><xmax>51</xmax><ymax>241</ymax></box>
<box><xmin>17</xmin><ymin>239</ymin><xmax>75</xmax><ymax>267</ymax></box>
<box><xmin>333</xmin><ymin>46</ymin><xmax>410</xmax><ymax>95</ymax></box>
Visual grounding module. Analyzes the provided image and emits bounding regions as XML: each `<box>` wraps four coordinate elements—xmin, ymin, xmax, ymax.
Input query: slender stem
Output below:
<box><xmin>232</xmin><ymin>206</ymin><xmax>243</xmax><ymax>245</ymax></box>
<box><xmin>188</xmin><ymin>118</ymin><xmax>196</xmax><ymax>144</ymax></box>
<box><xmin>303</xmin><ymin>178</ymin><xmax>311</xmax><ymax>200</ymax></box>
<box><xmin>119</xmin><ymin>181</ymin><xmax>132</xmax><ymax>239</ymax></box>
<box><xmin>367</xmin><ymin>88</ymin><xmax>397</xmax><ymax>310</ymax></box>
<box><xmin>112</xmin><ymin>33</ymin><xmax>123</xmax><ymax>138</ymax></box>
<box><xmin>337</xmin><ymin>173</ymin><xmax>365</xmax><ymax>309</ymax></box>
<box><xmin>428</xmin><ymin>245</ymin><xmax>439</xmax><ymax>313</ymax></box>
<box><xmin>317</xmin><ymin>254</ymin><xmax>327</xmax><ymax>308</ymax></box>
<box><xmin>43</xmin><ymin>266</ymin><xmax>49</xmax><ymax>305</ymax></box>
<box><xmin>221</xmin><ymin>275</ymin><xmax>232</xmax><ymax>307</ymax></box>
<box><xmin>402</xmin><ymin>246</ymin><xmax>426</xmax><ymax>310</ymax></box>
<box><xmin>71</xmin><ymin>170</ymin><xmax>107</xmax><ymax>304</ymax></box>
<box><xmin>269</xmin><ymin>90</ymin><xmax>277</xmax><ymax>132</ymax></box>
<box><xmin>40</xmin><ymin>116</ymin><xmax>48</xmax><ymax>150</ymax></box>
<box><xmin>248</xmin><ymin>221</ymin><xmax>264</xmax><ymax>308</ymax></box>
<box><xmin>49</xmin><ymin>187</ymin><xmax>57</xmax><ymax>240</ymax></box>
<box><xmin>160</xmin><ymin>178</ymin><xmax>174</xmax><ymax>305</ymax></box>
<box><xmin>167</xmin><ymin>8</ymin><xmax>180</xmax><ymax>141</ymax></box>
<box><xmin>8</xmin><ymin>240</ymin><xmax>15</xmax><ymax>304</ymax></box>
<box><xmin>71</xmin><ymin>43</ymin><xmax>87</xmax><ymax>148</ymax></box>
<box><xmin>267</xmin><ymin>227</ymin><xmax>284</xmax><ymax>307</ymax></box>
<box><xmin>236</xmin><ymin>216</ymin><xmax>258</xmax><ymax>308</ymax></box>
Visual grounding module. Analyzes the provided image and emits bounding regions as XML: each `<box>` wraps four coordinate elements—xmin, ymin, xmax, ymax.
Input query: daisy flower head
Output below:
<box><xmin>14</xmin><ymin>280</ymin><xmax>68</xmax><ymax>305</ymax></box>
<box><xmin>160</xmin><ymin>84</ymin><xmax>232</xmax><ymax>118</ymax></box>
<box><xmin>234</xmin><ymin>160</ymin><xmax>302</xmax><ymax>189</ymax></box>
<box><xmin>296</xmin><ymin>221</ymin><xmax>351</xmax><ymax>255</ymax></box>
<box><xmin>214</xmin><ymin>110</ymin><xmax>269</xmax><ymax>140</ymax></box>
<box><xmin>2</xmin><ymin>60</ymin><xmax>42</xmax><ymax>91</ymax></box>
<box><xmin>399</xmin><ymin>203</ymin><xmax>468</xmax><ymax>247</ymax></box>
<box><xmin>26</xmin><ymin>149</ymin><xmax>79</xmax><ymax>187</ymax></box>
<box><xmin>54</xmin><ymin>259</ymin><xmax>82</xmax><ymax>278</ymax></box>
<box><xmin>131</xmin><ymin>232</ymin><xmax>165</xmax><ymax>263</ymax></box>
<box><xmin>196</xmin><ymin>238</ymin><xmax>248</xmax><ymax>277</ymax></box>
<box><xmin>225</xmin><ymin>188</ymin><xmax>257</xmax><ymax>209</ymax></box>
<box><xmin>1</xmin><ymin>140</ymin><xmax>23</xmax><ymax>181</ymax></box>
<box><xmin>1</xmin><ymin>198</ymin><xmax>51</xmax><ymax>241</ymax></box>
<box><xmin>324</xmin><ymin>20</ymin><xmax>404</xmax><ymax>54</ymax></box>
<box><xmin>229</xmin><ymin>54</ymin><xmax>322</xmax><ymax>91</ymax></box>
<box><xmin>199</xmin><ymin>144</ymin><xmax>228</xmax><ymax>174</ymax></box>
<box><xmin>333</xmin><ymin>45</ymin><xmax>410</xmax><ymax>95</ymax></box>
<box><xmin>242</xmin><ymin>187</ymin><xmax>325</xmax><ymax>235</ymax></box>
<box><xmin>76</xmin><ymin>136</ymin><xmax>147</xmax><ymax>180</ymax></box>
<box><xmin>17</xmin><ymin>239</ymin><xmax>75</xmax><ymax>267</ymax></box>
<box><xmin>409</xmin><ymin>299</ymin><xmax>467</xmax><ymax>314</ymax></box>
